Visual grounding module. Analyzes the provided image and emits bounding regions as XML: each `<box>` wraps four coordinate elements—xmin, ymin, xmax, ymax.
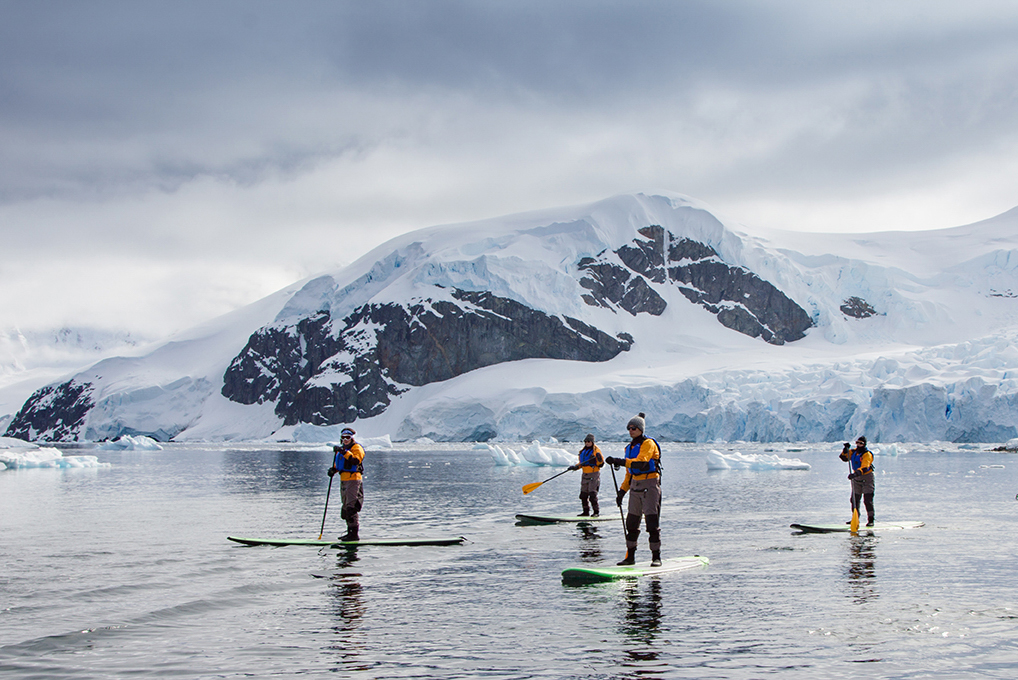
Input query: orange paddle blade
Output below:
<box><xmin>850</xmin><ymin>508</ymin><xmax>860</xmax><ymax>533</ymax></box>
<box><xmin>522</xmin><ymin>482</ymin><xmax>542</xmax><ymax>495</ymax></box>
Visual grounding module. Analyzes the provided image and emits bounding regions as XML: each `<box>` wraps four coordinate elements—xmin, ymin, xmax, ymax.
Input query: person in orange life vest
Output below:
<box><xmin>569</xmin><ymin>434</ymin><xmax>604</xmax><ymax>516</ymax></box>
<box><xmin>604</xmin><ymin>412</ymin><xmax>662</xmax><ymax>567</ymax></box>
<box><xmin>328</xmin><ymin>428</ymin><xmax>365</xmax><ymax>541</ymax></box>
<box><xmin>840</xmin><ymin>435</ymin><xmax>875</xmax><ymax>527</ymax></box>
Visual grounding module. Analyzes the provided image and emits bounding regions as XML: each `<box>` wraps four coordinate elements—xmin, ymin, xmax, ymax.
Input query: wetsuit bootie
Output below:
<box><xmin>650</xmin><ymin>551</ymin><xmax>662</xmax><ymax>567</ymax></box>
<box><xmin>578</xmin><ymin>509</ymin><xmax>590</xmax><ymax>517</ymax></box>
<box><xmin>617</xmin><ymin>548</ymin><xmax>636</xmax><ymax>566</ymax></box>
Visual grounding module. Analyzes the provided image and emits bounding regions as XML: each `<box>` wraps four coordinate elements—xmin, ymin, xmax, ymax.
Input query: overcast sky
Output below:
<box><xmin>2</xmin><ymin>0</ymin><xmax>1018</xmax><ymax>340</ymax></box>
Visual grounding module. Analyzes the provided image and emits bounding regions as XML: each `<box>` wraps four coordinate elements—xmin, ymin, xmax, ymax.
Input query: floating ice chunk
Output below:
<box><xmin>706</xmin><ymin>449</ymin><xmax>810</xmax><ymax>471</ymax></box>
<box><xmin>1003</xmin><ymin>438</ymin><xmax>1018</xmax><ymax>452</ymax></box>
<box><xmin>484</xmin><ymin>444</ymin><xmax>533</xmax><ymax>466</ymax></box>
<box><xmin>0</xmin><ymin>437</ymin><xmax>109</xmax><ymax>470</ymax></box>
<box><xmin>873</xmin><ymin>443</ymin><xmax>906</xmax><ymax>456</ymax></box>
<box><xmin>357</xmin><ymin>434</ymin><xmax>393</xmax><ymax>451</ymax></box>
<box><xmin>521</xmin><ymin>440</ymin><xmax>575</xmax><ymax>466</ymax></box>
<box><xmin>96</xmin><ymin>435</ymin><xmax>164</xmax><ymax>451</ymax></box>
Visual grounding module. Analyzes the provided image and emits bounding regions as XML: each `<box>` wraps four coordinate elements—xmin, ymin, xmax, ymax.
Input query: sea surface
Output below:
<box><xmin>2</xmin><ymin>441</ymin><xmax>1017</xmax><ymax>679</ymax></box>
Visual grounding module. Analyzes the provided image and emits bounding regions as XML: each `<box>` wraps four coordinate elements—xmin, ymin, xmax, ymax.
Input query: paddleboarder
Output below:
<box><xmin>605</xmin><ymin>413</ymin><xmax>662</xmax><ymax>567</ymax></box>
<box><xmin>840</xmin><ymin>436</ymin><xmax>875</xmax><ymax>527</ymax></box>
<box><xmin>328</xmin><ymin>428</ymin><xmax>366</xmax><ymax>541</ymax></box>
<box><xmin>569</xmin><ymin>434</ymin><xmax>604</xmax><ymax>517</ymax></box>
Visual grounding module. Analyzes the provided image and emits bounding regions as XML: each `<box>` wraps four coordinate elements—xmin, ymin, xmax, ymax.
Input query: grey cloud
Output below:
<box><xmin>3</xmin><ymin>0</ymin><xmax>1018</xmax><ymax>205</ymax></box>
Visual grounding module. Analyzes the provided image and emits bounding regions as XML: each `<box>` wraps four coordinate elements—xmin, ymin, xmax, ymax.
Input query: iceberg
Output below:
<box><xmin>520</xmin><ymin>440</ymin><xmax>576</xmax><ymax>466</ymax></box>
<box><xmin>96</xmin><ymin>434</ymin><xmax>164</xmax><ymax>451</ymax></box>
<box><xmin>356</xmin><ymin>434</ymin><xmax>393</xmax><ymax>451</ymax></box>
<box><xmin>873</xmin><ymin>442</ymin><xmax>906</xmax><ymax>457</ymax></box>
<box><xmin>482</xmin><ymin>440</ymin><xmax>576</xmax><ymax>466</ymax></box>
<box><xmin>706</xmin><ymin>449</ymin><xmax>811</xmax><ymax>471</ymax></box>
<box><xmin>484</xmin><ymin>443</ymin><xmax>533</xmax><ymax>467</ymax></box>
<box><xmin>0</xmin><ymin>436</ymin><xmax>109</xmax><ymax>470</ymax></box>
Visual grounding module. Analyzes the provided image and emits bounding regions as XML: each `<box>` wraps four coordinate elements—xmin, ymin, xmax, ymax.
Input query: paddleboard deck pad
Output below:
<box><xmin>515</xmin><ymin>513</ymin><xmax>615</xmax><ymax>524</ymax></box>
<box><xmin>790</xmin><ymin>521</ymin><xmax>924</xmax><ymax>533</ymax></box>
<box><xmin>562</xmin><ymin>555</ymin><xmax>709</xmax><ymax>583</ymax></box>
<box><xmin>228</xmin><ymin>536</ymin><xmax>466</xmax><ymax>547</ymax></box>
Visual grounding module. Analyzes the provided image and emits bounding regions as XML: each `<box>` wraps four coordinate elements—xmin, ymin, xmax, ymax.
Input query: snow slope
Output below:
<box><xmin>6</xmin><ymin>193</ymin><xmax>1018</xmax><ymax>443</ymax></box>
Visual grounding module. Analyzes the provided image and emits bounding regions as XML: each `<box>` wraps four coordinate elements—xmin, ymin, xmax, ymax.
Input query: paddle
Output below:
<box><xmin>522</xmin><ymin>467</ymin><xmax>574</xmax><ymax>495</ymax></box>
<box><xmin>845</xmin><ymin>445</ymin><xmax>859</xmax><ymax>533</ymax></box>
<box><xmin>318</xmin><ymin>474</ymin><xmax>334</xmax><ymax>540</ymax></box>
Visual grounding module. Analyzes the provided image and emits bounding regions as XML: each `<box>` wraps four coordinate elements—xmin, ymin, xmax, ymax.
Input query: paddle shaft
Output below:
<box><xmin>522</xmin><ymin>467</ymin><xmax>573</xmax><ymax>494</ymax></box>
<box><xmin>318</xmin><ymin>474</ymin><xmax>334</xmax><ymax>540</ymax></box>
<box><xmin>846</xmin><ymin>452</ymin><xmax>859</xmax><ymax>533</ymax></box>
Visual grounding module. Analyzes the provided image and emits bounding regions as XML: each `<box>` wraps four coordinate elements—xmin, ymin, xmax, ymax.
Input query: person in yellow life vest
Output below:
<box><xmin>328</xmin><ymin>427</ymin><xmax>365</xmax><ymax>541</ymax></box>
<box><xmin>569</xmin><ymin>434</ymin><xmax>604</xmax><ymax>517</ymax></box>
<box><xmin>604</xmin><ymin>412</ymin><xmax>662</xmax><ymax>567</ymax></box>
<box><xmin>840</xmin><ymin>435</ymin><xmax>875</xmax><ymax>527</ymax></box>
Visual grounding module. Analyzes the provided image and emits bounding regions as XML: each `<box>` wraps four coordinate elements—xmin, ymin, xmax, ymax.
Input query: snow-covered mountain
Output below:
<box><xmin>0</xmin><ymin>327</ymin><xmax>152</xmax><ymax>433</ymax></box>
<box><xmin>6</xmin><ymin>192</ymin><xmax>1018</xmax><ymax>443</ymax></box>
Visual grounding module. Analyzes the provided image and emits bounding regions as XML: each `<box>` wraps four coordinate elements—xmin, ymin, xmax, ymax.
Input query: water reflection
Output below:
<box><xmin>327</xmin><ymin>549</ymin><xmax>369</xmax><ymax>672</ymax></box>
<box><xmin>617</xmin><ymin>579</ymin><xmax>667</xmax><ymax>677</ymax></box>
<box><xmin>576</xmin><ymin>525</ymin><xmax>604</xmax><ymax>562</ymax></box>
<box><xmin>845</xmin><ymin>535</ymin><xmax>878</xmax><ymax>604</ymax></box>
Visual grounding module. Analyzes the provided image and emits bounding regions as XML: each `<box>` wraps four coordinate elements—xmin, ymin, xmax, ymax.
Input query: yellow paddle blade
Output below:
<box><xmin>850</xmin><ymin>508</ymin><xmax>860</xmax><ymax>533</ymax></box>
<box><xmin>522</xmin><ymin>481</ymin><xmax>543</xmax><ymax>495</ymax></box>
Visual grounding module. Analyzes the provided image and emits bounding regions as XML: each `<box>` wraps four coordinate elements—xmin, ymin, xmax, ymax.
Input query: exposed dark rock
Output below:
<box><xmin>222</xmin><ymin>288</ymin><xmax>633</xmax><ymax>426</ymax></box>
<box><xmin>617</xmin><ymin>225</ymin><xmax>667</xmax><ymax>282</ymax></box>
<box><xmin>578</xmin><ymin>258</ymin><xmax>667</xmax><ymax>316</ymax></box>
<box><xmin>666</xmin><ymin>238</ymin><xmax>812</xmax><ymax>344</ymax></box>
<box><xmin>579</xmin><ymin>227</ymin><xmax>812</xmax><ymax>344</ymax></box>
<box><xmin>4</xmin><ymin>380</ymin><xmax>94</xmax><ymax>441</ymax></box>
<box><xmin>840</xmin><ymin>296</ymin><xmax>879</xmax><ymax>318</ymax></box>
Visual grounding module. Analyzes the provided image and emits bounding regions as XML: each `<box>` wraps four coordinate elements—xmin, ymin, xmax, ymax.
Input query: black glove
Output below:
<box><xmin>568</xmin><ymin>465</ymin><xmax>579</xmax><ymax>471</ymax></box>
<box><xmin>328</xmin><ymin>467</ymin><xmax>337</xmax><ymax>478</ymax></box>
<box><xmin>847</xmin><ymin>472</ymin><xmax>858</xmax><ymax>480</ymax></box>
<box><xmin>605</xmin><ymin>456</ymin><xmax>623</xmax><ymax>468</ymax></box>
<box><xmin>616</xmin><ymin>490</ymin><xmax>626</xmax><ymax>507</ymax></box>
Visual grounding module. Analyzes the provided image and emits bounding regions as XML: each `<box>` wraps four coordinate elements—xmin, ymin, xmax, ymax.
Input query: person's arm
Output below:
<box><xmin>346</xmin><ymin>443</ymin><xmax>365</xmax><ymax>466</ymax></box>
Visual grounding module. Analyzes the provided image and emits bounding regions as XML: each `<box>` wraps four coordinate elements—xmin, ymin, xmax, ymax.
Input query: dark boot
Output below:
<box><xmin>617</xmin><ymin>548</ymin><xmax>636</xmax><ymax>566</ymax></box>
<box><xmin>590</xmin><ymin>495</ymin><xmax>600</xmax><ymax>517</ymax></box>
<box><xmin>339</xmin><ymin>517</ymin><xmax>359</xmax><ymax>542</ymax></box>
<box><xmin>651</xmin><ymin>551</ymin><xmax>662</xmax><ymax>567</ymax></box>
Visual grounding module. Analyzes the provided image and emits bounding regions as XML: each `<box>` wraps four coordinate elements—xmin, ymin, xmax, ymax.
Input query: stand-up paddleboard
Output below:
<box><xmin>227</xmin><ymin>536</ymin><xmax>466</xmax><ymax>547</ymax></box>
<box><xmin>562</xmin><ymin>555</ymin><xmax>709</xmax><ymax>584</ymax></box>
<box><xmin>515</xmin><ymin>513</ymin><xmax>615</xmax><ymax>525</ymax></box>
<box><xmin>790</xmin><ymin>521</ymin><xmax>924</xmax><ymax>534</ymax></box>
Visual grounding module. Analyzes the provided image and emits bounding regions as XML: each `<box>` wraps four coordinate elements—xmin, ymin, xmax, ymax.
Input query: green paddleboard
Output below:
<box><xmin>227</xmin><ymin>535</ymin><xmax>466</xmax><ymax>547</ymax></box>
<box><xmin>515</xmin><ymin>513</ymin><xmax>615</xmax><ymax>525</ymax></box>
<box><xmin>789</xmin><ymin>521</ymin><xmax>924</xmax><ymax>534</ymax></box>
<box><xmin>562</xmin><ymin>555</ymin><xmax>709</xmax><ymax>584</ymax></box>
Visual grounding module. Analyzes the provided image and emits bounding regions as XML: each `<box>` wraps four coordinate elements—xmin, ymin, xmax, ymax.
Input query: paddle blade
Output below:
<box><xmin>850</xmin><ymin>508</ymin><xmax>860</xmax><ymax>533</ymax></box>
<box><xmin>522</xmin><ymin>481</ymin><xmax>542</xmax><ymax>495</ymax></box>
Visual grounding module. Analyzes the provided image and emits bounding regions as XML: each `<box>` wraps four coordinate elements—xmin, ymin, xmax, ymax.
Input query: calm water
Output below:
<box><xmin>1</xmin><ymin>442</ymin><xmax>1017</xmax><ymax>679</ymax></box>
